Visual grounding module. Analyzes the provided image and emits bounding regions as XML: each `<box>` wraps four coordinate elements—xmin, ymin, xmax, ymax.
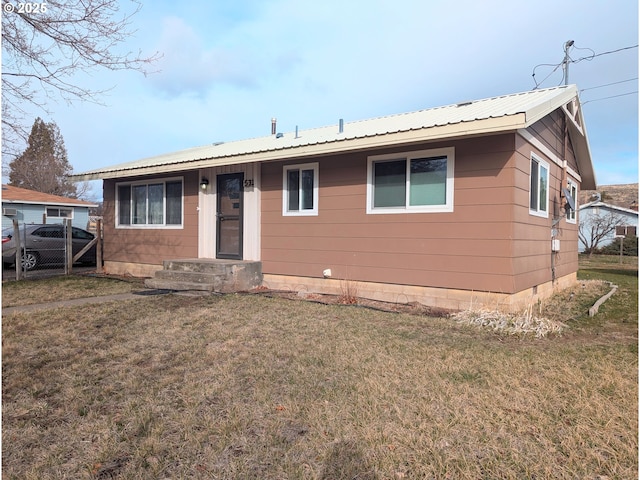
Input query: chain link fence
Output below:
<box><xmin>3</xmin><ymin>219</ymin><xmax>102</xmax><ymax>280</ymax></box>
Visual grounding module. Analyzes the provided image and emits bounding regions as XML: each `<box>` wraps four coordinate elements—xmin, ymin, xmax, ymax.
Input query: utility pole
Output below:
<box><xmin>563</xmin><ymin>40</ymin><xmax>574</xmax><ymax>85</ymax></box>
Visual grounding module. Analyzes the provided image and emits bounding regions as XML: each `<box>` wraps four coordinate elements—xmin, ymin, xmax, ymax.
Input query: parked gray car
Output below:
<box><xmin>2</xmin><ymin>224</ymin><xmax>97</xmax><ymax>271</ymax></box>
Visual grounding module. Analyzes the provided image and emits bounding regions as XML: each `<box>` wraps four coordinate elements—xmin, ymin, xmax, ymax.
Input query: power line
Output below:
<box><xmin>572</xmin><ymin>44</ymin><xmax>638</xmax><ymax>64</ymax></box>
<box><xmin>531</xmin><ymin>43</ymin><xmax>639</xmax><ymax>89</ymax></box>
<box><xmin>581</xmin><ymin>91</ymin><xmax>638</xmax><ymax>105</ymax></box>
<box><xmin>580</xmin><ymin>78</ymin><xmax>638</xmax><ymax>92</ymax></box>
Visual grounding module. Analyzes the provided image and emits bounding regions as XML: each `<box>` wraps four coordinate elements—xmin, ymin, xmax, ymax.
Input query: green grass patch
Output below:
<box><xmin>577</xmin><ymin>254</ymin><xmax>638</xmax><ymax>328</ymax></box>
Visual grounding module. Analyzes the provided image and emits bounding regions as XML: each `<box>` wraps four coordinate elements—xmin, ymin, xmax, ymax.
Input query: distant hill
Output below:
<box><xmin>580</xmin><ymin>183</ymin><xmax>638</xmax><ymax>210</ymax></box>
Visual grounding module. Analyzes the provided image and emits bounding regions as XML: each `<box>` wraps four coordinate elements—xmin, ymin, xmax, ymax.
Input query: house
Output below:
<box><xmin>72</xmin><ymin>85</ymin><xmax>596</xmax><ymax>311</ymax></box>
<box><xmin>578</xmin><ymin>198</ymin><xmax>638</xmax><ymax>252</ymax></box>
<box><xmin>2</xmin><ymin>184</ymin><xmax>98</xmax><ymax>230</ymax></box>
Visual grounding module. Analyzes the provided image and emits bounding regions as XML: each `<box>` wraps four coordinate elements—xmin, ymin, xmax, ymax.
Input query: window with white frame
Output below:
<box><xmin>46</xmin><ymin>207</ymin><xmax>73</xmax><ymax>219</ymax></box>
<box><xmin>367</xmin><ymin>147</ymin><xmax>454</xmax><ymax>214</ymax></box>
<box><xmin>283</xmin><ymin>163</ymin><xmax>319</xmax><ymax>216</ymax></box>
<box><xmin>116</xmin><ymin>178</ymin><xmax>183</xmax><ymax>227</ymax></box>
<box><xmin>566</xmin><ymin>178</ymin><xmax>578</xmax><ymax>223</ymax></box>
<box><xmin>529</xmin><ymin>154</ymin><xmax>549</xmax><ymax>217</ymax></box>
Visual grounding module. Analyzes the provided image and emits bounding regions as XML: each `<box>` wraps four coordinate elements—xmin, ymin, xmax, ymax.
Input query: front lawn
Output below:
<box><xmin>2</xmin><ymin>257</ymin><xmax>637</xmax><ymax>479</ymax></box>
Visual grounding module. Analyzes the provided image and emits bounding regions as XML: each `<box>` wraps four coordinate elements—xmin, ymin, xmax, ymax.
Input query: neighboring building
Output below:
<box><xmin>72</xmin><ymin>85</ymin><xmax>596</xmax><ymax>311</ymax></box>
<box><xmin>578</xmin><ymin>199</ymin><xmax>638</xmax><ymax>252</ymax></box>
<box><xmin>1</xmin><ymin>184</ymin><xmax>98</xmax><ymax>230</ymax></box>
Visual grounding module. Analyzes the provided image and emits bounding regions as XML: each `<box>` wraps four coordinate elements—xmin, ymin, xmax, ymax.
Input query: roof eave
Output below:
<box><xmin>71</xmin><ymin>114</ymin><xmax>527</xmax><ymax>181</ymax></box>
<box><xmin>524</xmin><ymin>86</ymin><xmax>596</xmax><ymax>190</ymax></box>
<box><xmin>3</xmin><ymin>199</ymin><xmax>98</xmax><ymax>208</ymax></box>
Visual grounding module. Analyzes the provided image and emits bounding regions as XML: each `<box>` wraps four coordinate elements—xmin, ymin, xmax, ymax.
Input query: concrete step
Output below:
<box><xmin>154</xmin><ymin>269</ymin><xmax>223</xmax><ymax>285</ymax></box>
<box><xmin>163</xmin><ymin>259</ymin><xmax>252</xmax><ymax>275</ymax></box>
<box><xmin>146</xmin><ymin>259</ymin><xmax>263</xmax><ymax>293</ymax></box>
<box><xmin>144</xmin><ymin>277</ymin><xmax>217</xmax><ymax>292</ymax></box>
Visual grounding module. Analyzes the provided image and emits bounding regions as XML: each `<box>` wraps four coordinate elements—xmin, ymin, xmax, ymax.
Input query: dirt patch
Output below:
<box><xmin>251</xmin><ymin>289</ymin><xmax>453</xmax><ymax>317</ymax></box>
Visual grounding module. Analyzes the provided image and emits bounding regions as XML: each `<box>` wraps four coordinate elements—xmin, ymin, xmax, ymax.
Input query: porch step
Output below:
<box><xmin>144</xmin><ymin>259</ymin><xmax>262</xmax><ymax>293</ymax></box>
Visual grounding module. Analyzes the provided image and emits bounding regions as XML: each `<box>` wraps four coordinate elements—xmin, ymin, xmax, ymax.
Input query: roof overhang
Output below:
<box><xmin>71</xmin><ymin>114</ymin><xmax>528</xmax><ymax>181</ymax></box>
<box><xmin>2</xmin><ymin>199</ymin><xmax>98</xmax><ymax>208</ymax></box>
<box><xmin>70</xmin><ymin>85</ymin><xmax>597</xmax><ymax>189</ymax></box>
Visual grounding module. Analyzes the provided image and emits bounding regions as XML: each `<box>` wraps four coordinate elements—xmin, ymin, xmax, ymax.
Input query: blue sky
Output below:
<box><xmin>10</xmin><ymin>0</ymin><xmax>639</xmax><ymax>200</ymax></box>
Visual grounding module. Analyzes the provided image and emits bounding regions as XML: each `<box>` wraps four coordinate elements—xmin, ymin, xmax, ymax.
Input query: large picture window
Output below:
<box><xmin>283</xmin><ymin>163</ymin><xmax>319</xmax><ymax>216</ymax></box>
<box><xmin>530</xmin><ymin>154</ymin><xmax>549</xmax><ymax>217</ymax></box>
<box><xmin>367</xmin><ymin>147</ymin><xmax>454</xmax><ymax>214</ymax></box>
<box><xmin>117</xmin><ymin>178</ymin><xmax>183</xmax><ymax>227</ymax></box>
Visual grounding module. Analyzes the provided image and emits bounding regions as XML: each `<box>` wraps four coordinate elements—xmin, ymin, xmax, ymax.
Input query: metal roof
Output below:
<box><xmin>579</xmin><ymin>200</ymin><xmax>639</xmax><ymax>216</ymax></box>
<box><xmin>73</xmin><ymin>85</ymin><xmax>595</xmax><ymax>187</ymax></box>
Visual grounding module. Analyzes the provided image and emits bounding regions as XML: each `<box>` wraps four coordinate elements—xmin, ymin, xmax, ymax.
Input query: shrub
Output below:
<box><xmin>595</xmin><ymin>235</ymin><xmax>638</xmax><ymax>256</ymax></box>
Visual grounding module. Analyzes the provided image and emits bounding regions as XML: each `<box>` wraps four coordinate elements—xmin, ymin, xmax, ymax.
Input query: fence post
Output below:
<box><xmin>96</xmin><ymin>219</ymin><xmax>103</xmax><ymax>273</ymax></box>
<box><xmin>65</xmin><ymin>218</ymin><xmax>73</xmax><ymax>275</ymax></box>
<box><xmin>619</xmin><ymin>236</ymin><xmax>624</xmax><ymax>264</ymax></box>
<box><xmin>13</xmin><ymin>219</ymin><xmax>22</xmax><ymax>281</ymax></box>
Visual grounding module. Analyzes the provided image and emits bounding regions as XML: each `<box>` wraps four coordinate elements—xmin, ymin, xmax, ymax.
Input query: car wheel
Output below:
<box><xmin>21</xmin><ymin>251</ymin><xmax>39</xmax><ymax>271</ymax></box>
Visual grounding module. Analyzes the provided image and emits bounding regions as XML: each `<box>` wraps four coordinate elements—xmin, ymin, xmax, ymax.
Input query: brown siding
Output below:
<box><xmin>527</xmin><ymin>111</ymin><xmax>564</xmax><ymax>159</ymax></box>
<box><xmin>103</xmin><ymin>171</ymin><xmax>199</xmax><ymax>266</ymax></box>
<box><xmin>512</xmin><ymin>135</ymin><xmax>579</xmax><ymax>292</ymax></box>
<box><xmin>528</xmin><ymin>110</ymin><xmax>580</xmax><ymax>174</ymax></box>
<box><xmin>261</xmin><ymin>135</ymin><xmax>521</xmax><ymax>293</ymax></box>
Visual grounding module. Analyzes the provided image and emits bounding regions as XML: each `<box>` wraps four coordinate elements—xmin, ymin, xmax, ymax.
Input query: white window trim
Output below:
<box><xmin>566</xmin><ymin>178</ymin><xmax>578</xmax><ymax>224</ymax></box>
<box><xmin>282</xmin><ymin>162</ymin><xmax>319</xmax><ymax>216</ymax></box>
<box><xmin>529</xmin><ymin>153</ymin><xmax>550</xmax><ymax>218</ymax></box>
<box><xmin>366</xmin><ymin>147</ymin><xmax>455</xmax><ymax>214</ymax></box>
<box><xmin>115</xmin><ymin>177</ymin><xmax>184</xmax><ymax>229</ymax></box>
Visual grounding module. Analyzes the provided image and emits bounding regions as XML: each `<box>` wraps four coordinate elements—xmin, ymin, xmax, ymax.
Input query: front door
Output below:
<box><xmin>216</xmin><ymin>172</ymin><xmax>243</xmax><ymax>259</ymax></box>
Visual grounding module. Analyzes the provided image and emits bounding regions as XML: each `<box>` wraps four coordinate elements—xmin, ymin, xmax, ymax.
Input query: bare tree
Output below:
<box><xmin>2</xmin><ymin>0</ymin><xmax>159</xmax><ymax>162</ymax></box>
<box><xmin>579</xmin><ymin>209</ymin><xmax>625</xmax><ymax>256</ymax></box>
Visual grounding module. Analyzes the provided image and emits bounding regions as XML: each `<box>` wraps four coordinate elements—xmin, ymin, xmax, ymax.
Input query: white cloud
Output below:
<box><xmin>150</xmin><ymin>16</ymin><xmax>260</xmax><ymax>97</ymax></box>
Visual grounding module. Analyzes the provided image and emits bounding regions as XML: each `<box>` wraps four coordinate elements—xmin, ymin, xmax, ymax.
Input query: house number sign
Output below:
<box><xmin>244</xmin><ymin>179</ymin><xmax>254</xmax><ymax>188</ymax></box>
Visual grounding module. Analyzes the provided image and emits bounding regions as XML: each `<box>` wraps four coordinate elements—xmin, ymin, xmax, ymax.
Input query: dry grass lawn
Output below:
<box><xmin>2</xmin><ymin>260</ymin><xmax>638</xmax><ymax>479</ymax></box>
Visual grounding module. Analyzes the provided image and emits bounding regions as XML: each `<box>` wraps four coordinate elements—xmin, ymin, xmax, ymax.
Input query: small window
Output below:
<box><xmin>117</xmin><ymin>178</ymin><xmax>183</xmax><ymax>228</ymax></box>
<box><xmin>46</xmin><ymin>207</ymin><xmax>73</xmax><ymax>219</ymax></box>
<box><xmin>529</xmin><ymin>154</ymin><xmax>549</xmax><ymax>217</ymax></box>
<box><xmin>367</xmin><ymin>147</ymin><xmax>454</xmax><ymax>214</ymax></box>
<box><xmin>566</xmin><ymin>179</ymin><xmax>578</xmax><ymax>223</ymax></box>
<box><xmin>283</xmin><ymin>163</ymin><xmax>319</xmax><ymax>216</ymax></box>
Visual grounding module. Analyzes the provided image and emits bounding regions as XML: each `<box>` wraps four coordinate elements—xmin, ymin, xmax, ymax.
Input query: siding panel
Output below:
<box><xmin>261</xmin><ymin>135</ymin><xmax>520</xmax><ymax>293</ymax></box>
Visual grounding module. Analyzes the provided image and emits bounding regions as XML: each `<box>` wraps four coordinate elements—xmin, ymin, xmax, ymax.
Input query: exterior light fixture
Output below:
<box><xmin>200</xmin><ymin>177</ymin><xmax>209</xmax><ymax>190</ymax></box>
